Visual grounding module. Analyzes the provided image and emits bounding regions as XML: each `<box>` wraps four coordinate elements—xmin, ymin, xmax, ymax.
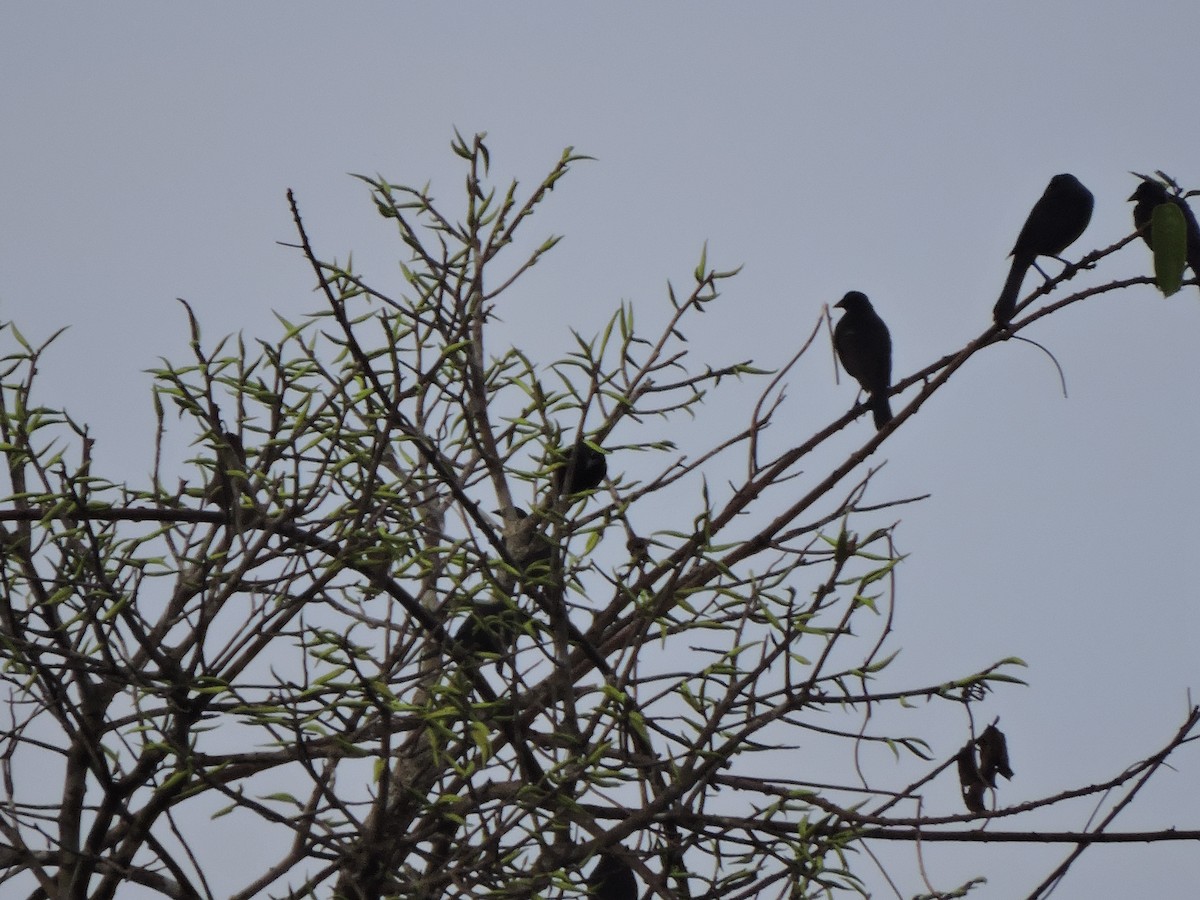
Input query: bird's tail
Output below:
<box><xmin>993</xmin><ymin>255</ymin><xmax>1030</xmax><ymax>326</ymax></box>
<box><xmin>870</xmin><ymin>394</ymin><xmax>893</xmax><ymax>430</ymax></box>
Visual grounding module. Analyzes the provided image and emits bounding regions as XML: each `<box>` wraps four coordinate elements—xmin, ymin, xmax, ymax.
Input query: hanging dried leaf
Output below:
<box><xmin>978</xmin><ymin>723</ymin><xmax>1014</xmax><ymax>787</ymax></box>
<box><xmin>956</xmin><ymin>743</ymin><xmax>988</xmax><ymax>814</ymax></box>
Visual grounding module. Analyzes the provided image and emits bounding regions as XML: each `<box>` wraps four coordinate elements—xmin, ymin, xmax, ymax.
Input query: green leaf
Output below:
<box><xmin>583</xmin><ymin>529</ymin><xmax>602</xmax><ymax>554</ymax></box>
<box><xmin>1151</xmin><ymin>202</ymin><xmax>1187</xmax><ymax>297</ymax></box>
<box><xmin>469</xmin><ymin>721</ymin><xmax>492</xmax><ymax>760</ymax></box>
<box><xmin>261</xmin><ymin>792</ymin><xmax>302</xmax><ymax>806</ymax></box>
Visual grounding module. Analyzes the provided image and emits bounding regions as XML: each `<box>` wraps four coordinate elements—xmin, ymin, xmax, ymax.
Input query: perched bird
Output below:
<box><xmin>454</xmin><ymin>598</ymin><xmax>529</xmax><ymax>657</ymax></box>
<box><xmin>993</xmin><ymin>173</ymin><xmax>1094</xmax><ymax>326</ymax></box>
<box><xmin>454</xmin><ymin>509</ymin><xmax>552</xmax><ymax>659</ymax></box>
<box><xmin>204</xmin><ymin>429</ymin><xmax>248</xmax><ymax>510</ymax></box>
<box><xmin>1128</xmin><ymin>177</ymin><xmax>1200</xmax><ymax>282</ymax></box>
<box><xmin>586</xmin><ymin>851</ymin><xmax>637</xmax><ymax>900</ymax></box>
<box><xmin>555</xmin><ymin>441</ymin><xmax>607</xmax><ymax>495</ymax></box>
<box><xmin>833</xmin><ymin>291</ymin><xmax>893</xmax><ymax>430</ymax></box>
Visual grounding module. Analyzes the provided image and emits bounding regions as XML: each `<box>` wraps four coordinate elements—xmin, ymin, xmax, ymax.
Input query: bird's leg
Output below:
<box><xmin>1046</xmin><ymin>254</ymin><xmax>1096</xmax><ymax>273</ymax></box>
<box><xmin>1033</xmin><ymin>255</ymin><xmax>1093</xmax><ymax>284</ymax></box>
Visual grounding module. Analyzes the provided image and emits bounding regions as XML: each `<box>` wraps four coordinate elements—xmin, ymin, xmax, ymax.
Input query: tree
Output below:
<box><xmin>0</xmin><ymin>132</ymin><xmax>1194</xmax><ymax>900</ymax></box>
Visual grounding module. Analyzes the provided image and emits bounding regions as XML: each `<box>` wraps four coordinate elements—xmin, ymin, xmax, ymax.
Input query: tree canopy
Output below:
<box><xmin>0</xmin><ymin>133</ymin><xmax>1195</xmax><ymax>900</ymax></box>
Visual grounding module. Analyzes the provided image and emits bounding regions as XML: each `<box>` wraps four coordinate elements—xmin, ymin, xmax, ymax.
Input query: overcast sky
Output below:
<box><xmin>3</xmin><ymin>4</ymin><xmax>1199</xmax><ymax>898</ymax></box>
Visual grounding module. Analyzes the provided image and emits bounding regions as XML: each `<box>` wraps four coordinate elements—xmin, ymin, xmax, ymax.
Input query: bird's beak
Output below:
<box><xmin>1127</xmin><ymin>191</ymin><xmax>1138</xmax><ymax>202</ymax></box>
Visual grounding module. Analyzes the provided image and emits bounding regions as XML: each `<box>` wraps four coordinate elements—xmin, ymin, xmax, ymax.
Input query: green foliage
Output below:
<box><xmin>1152</xmin><ymin>201</ymin><xmax>1187</xmax><ymax>296</ymax></box>
<box><xmin>0</xmin><ymin>134</ymin><xmax>1190</xmax><ymax>900</ymax></box>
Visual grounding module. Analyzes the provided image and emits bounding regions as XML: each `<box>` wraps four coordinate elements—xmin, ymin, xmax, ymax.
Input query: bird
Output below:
<box><xmin>554</xmin><ymin>441</ymin><xmax>607</xmax><ymax>495</ymax></box>
<box><xmin>454</xmin><ymin>598</ymin><xmax>529</xmax><ymax>657</ymax></box>
<box><xmin>451</xmin><ymin>508</ymin><xmax>549</xmax><ymax>662</ymax></box>
<box><xmin>455</xmin><ymin>507</ymin><xmax>554</xmax><ymax>658</ymax></box>
<box><xmin>204</xmin><ymin>429</ymin><xmax>248</xmax><ymax>509</ymax></box>
<box><xmin>833</xmin><ymin>291</ymin><xmax>893</xmax><ymax>430</ymax></box>
<box><xmin>586</xmin><ymin>851</ymin><xmax>637</xmax><ymax>900</ymax></box>
<box><xmin>993</xmin><ymin>173</ymin><xmax>1094</xmax><ymax>327</ymax></box>
<box><xmin>1128</xmin><ymin>177</ymin><xmax>1200</xmax><ymax>282</ymax></box>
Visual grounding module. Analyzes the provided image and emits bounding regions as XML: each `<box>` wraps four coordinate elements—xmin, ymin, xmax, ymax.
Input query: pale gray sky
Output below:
<box><xmin>2</xmin><ymin>4</ymin><xmax>1198</xmax><ymax>898</ymax></box>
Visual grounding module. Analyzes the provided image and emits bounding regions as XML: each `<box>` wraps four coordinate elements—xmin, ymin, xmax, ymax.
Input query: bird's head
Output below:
<box><xmin>1128</xmin><ymin>178</ymin><xmax>1169</xmax><ymax>204</ymax></box>
<box><xmin>835</xmin><ymin>290</ymin><xmax>871</xmax><ymax>313</ymax></box>
<box><xmin>1049</xmin><ymin>173</ymin><xmax>1082</xmax><ymax>189</ymax></box>
<box><xmin>493</xmin><ymin>506</ymin><xmax>529</xmax><ymax>522</ymax></box>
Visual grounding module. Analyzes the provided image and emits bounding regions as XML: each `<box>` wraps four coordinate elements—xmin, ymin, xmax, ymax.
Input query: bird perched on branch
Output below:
<box><xmin>586</xmin><ymin>851</ymin><xmax>637</xmax><ymax>900</ymax></box>
<box><xmin>833</xmin><ymin>291</ymin><xmax>893</xmax><ymax>430</ymax></box>
<box><xmin>454</xmin><ymin>507</ymin><xmax>553</xmax><ymax>659</ymax></box>
<box><xmin>1128</xmin><ymin>176</ymin><xmax>1200</xmax><ymax>283</ymax></box>
<box><xmin>555</xmin><ymin>441</ymin><xmax>607</xmax><ymax>495</ymax></box>
<box><xmin>993</xmin><ymin>173</ymin><xmax>1094</xmax><ymax>327</ymax></box>
<box><xmin>454</xmin><ymin>597</ymin><xmax>529</xmax><ymax>657</ymax></box>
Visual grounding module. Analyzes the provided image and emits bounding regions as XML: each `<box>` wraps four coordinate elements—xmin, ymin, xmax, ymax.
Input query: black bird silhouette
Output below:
<box><xmin>833</xmin><ymin>291</ymin><xmax>893</xmax><ymax>430</ymax></box>
<box><xmin>586</xmin><ymin>851</ymin><xmax>637</xmax><ymax>900</ymax></box>
<box><xmin>454</xmin><ymin>598</ymin><xmax>528</xmax><ymax>656</ymax></box>
<box><xmin>1128</xmin><ymin>177</ymin><xmax>1200</xmax><ymax>283</ymax></box>
<box><xmin>993</xmin><ymin>173</ymin><xmax>1094</xmax><ymax>326</ymax></box>
<box><xmin>555</xmin><ymin>441</ymin><xmax>607</xmax><ymax>495</ymax></box>
<box><xmin>454</xmin><ymin>508</ymin><xmax>552</xmax><ymax>657</ymax></box>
